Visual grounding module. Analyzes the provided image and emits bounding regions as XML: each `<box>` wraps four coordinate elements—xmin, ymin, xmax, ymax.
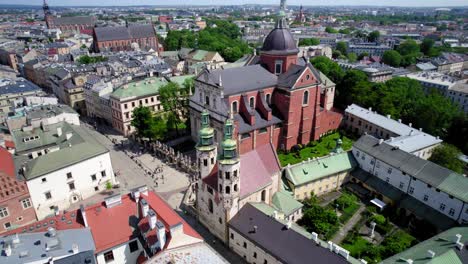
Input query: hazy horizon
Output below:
<box><xmin>1</xmin><ymin>0</ymin><xmax>467</xmax><ymax>8</ymax></box>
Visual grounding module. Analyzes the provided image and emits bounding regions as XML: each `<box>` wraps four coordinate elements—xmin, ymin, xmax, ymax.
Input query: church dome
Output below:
<box><xmin>261</xmin><ymin>19</ymin><xmax>299</xmax><ymax>56</ymax></box>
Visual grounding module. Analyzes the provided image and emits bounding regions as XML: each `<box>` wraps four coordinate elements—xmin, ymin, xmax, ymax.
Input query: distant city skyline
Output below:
<box><xmin>1</xmin><ymin>0</ymin><xmax>467</xmax><ymax>7</ymax></box>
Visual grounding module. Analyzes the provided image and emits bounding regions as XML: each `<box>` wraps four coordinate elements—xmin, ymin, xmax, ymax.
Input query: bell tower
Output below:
<box><xmin>196</xmin><ymin>109</ymin><xmax>217</xmax><ymax>180</ymax></box>
<box><xmin>217</xmin><ymin>119</ymin><xmax>241</xmax><ymax>240</ymax></box>
<box><xmin>43</xmin><ymin>0</ymin><xmax>53</xmax><ymax>28</ymax></box>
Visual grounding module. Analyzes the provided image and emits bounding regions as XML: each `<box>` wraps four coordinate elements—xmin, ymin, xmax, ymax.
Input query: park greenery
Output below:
<box><xmin>333</xmin><ymin>192</ymin><xmax>360</xmax><ymax>224</ymax></box>
<box><xmin>131</xmin><ymin>78</ymin><xmax>193</xmax><ymax>140</ymax></box>
<box><xmin>163</xmin><ymin>19</ymin><xmax>251</xmax><ymax>62</ymax></box>
<box><xmin>310</xmin><ymin>56</ymin><xmax>468</xmax><ymax>154</ymax></box>
<box><xmin>298</xmin><ymin>37</ymin><xmax>320</xmax><ymax>46</ymax></box>
<box><xmin>429</xmin><ymin>144</ymin><xmax>465</xmax><ymax>173</ymax></box>
<box><xmin>77</xmin><ymin>55</ymin><xmax>108</xmax><ymax>65</ymax></box>
<box><xmin>277</xmin><ymin>132</ymin><xmax>354</xmax><ymax>166</ymax></box>
<box><xmin>298</xmin><ymin>194</ymin><xmax>339</xmax><ymax>241</ymax></box>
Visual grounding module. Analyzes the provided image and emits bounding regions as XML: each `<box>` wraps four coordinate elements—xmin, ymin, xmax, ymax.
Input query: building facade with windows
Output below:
<box><xmin>0</xmin><ymin>147</ymin><xmax>36</xmax><ymax>234</ymax></box>
<box><xmin>283</xmin><ymin>142</ymin><xmax>356</xmax><ymax>200</ymax></box>
<box><xmin>11</xmin><ymin>122</ymin><xmax>116</xmax><ymax>220</ymax></box>
<box><xmin>352</xmin><ymin>135</ymin><xmax>468</xmax><ymax>224</ymax></box>
<box><xmin>189</xmin><ymin>6</ymin><xmax>341</xmax><ymax>152</ymax></box>
<box><xmin>109</xmin><ymin>77</ymin><xmax>167</xmax><ymax>136</ymax></box>
<box><xmin>344</xmin><ymin>104</ymin><xmax>442</xmax><ymax>159</ymax></box>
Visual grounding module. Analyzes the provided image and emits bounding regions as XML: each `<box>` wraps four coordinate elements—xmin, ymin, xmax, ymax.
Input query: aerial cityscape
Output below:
<box><xmin>0</xmin><ymin>0</ymin><xmax>466</xmax><ymax>263</ymax></box>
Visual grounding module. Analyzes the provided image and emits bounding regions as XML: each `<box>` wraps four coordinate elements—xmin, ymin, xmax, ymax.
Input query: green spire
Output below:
<box><xmin>197</xmin><ymin>110</ymin><xmax>215</xmax><ymax>149</ymax></box>
<box><xmin>220</xmin><ymin>119</ymin><xmax>237</xmax><ymax>160</ymax></box>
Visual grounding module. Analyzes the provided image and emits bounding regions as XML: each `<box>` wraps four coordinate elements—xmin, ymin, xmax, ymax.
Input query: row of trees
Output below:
<box><xmin>310</xmin><ymin>56</ymin><xmax>468</xmax><ymax>155</ymax></box>
<box><xmin>163</xmin><ymin>19</ymin><xmax>251</xmax><ymax>62</ymax></box>
<box><xmin>131</xmin><ymin>78</ymin><xmax>194</xmax><ymax>140</ymax></box>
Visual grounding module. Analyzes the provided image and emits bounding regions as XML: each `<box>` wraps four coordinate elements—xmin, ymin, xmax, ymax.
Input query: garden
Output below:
<box><xmin>277</xmin><ymin>132</ymin><xmax>354</xmax><ymax>166</ymax></box>
<box><xmin>298</xmin><ymin>191</ymin><xmax>361</xmax><ymax>241</ymax></box>
<box><xmin>341</xmin><ymin>206</ymin><xmax>417</xmax><ymax>263</ymax></box>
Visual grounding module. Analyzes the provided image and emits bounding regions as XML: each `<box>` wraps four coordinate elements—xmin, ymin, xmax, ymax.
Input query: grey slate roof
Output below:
<box><xmin>196</xmin><ymin>65</ymin><xmax>277</xmax><ymax>96</ymax></box>
<box><xmin>277</xmin><ymin>63</ymin><xmax>322</xmax><ymax>89</ymax></box>
<box><xmin>354</xmin><ymin>135</ymin><xmax>468</xmax><ymax>202</ymax></box>
<box><xmin>0</xmin><ymin>79</ymin><xmax>42</xmax><ymax>96</ymax></box>
<box><xmin>235</xmin><ymin>110</ymin><xmax>282</xmax><ymax>134</ymax></box>
<box><xmin>229</xmin><ymin>203</ymin><xmax>351</xmax><ymax>264</ymax></box>
<box><xmin>53</xmin><ymin>16</ymin><xmax>95</xmax><ymax>26</ymax></box>
<box><xmin>54</xmin><ymin>250</ymin><xmax>96</xmax><ymax>264</ymax></box>
<box><xmin>94</xmin><ymin>25</ymin><xmax>156</xmax><ymax>42</ymax></box>
<box><xmin>0</xmin><ymin>228</ymin><xmax>95</xmax><ymax>264</ymax></box>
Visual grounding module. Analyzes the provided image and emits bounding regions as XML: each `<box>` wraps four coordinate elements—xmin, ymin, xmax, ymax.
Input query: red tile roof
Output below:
<box><xmin>0</xmin><ymin>147</ymin><xmax>15</xmax><ymax>177</ymax></box>
<box><xmin>4</xmin><ymin>140</ymin><xmax>15</xmax><ymax>149</ymax></box>
<box><xmin>239</xmin><ymin>143</ymin><xmax>280</xmax><ymax>197</ymax></box>
<box><xmin>3</xmin><ymin>190</ymin><xmax>202</xmax><ymax>255</ymax></box>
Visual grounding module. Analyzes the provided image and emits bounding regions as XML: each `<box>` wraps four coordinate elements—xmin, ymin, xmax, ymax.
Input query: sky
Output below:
<box><xmin>1</xmin><ymin>0</ymin><xmax>467</xmax><ymax>7</ymax></box>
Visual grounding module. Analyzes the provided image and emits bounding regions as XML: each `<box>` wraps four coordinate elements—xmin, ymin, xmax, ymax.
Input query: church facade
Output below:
<box><xmin>189</xmin><ymin>6</ymin><xmax>342</xmax><ymax>153</ymax></box>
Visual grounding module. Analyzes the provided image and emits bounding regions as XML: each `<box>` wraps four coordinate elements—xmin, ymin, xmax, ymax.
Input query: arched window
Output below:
<box><xmin>219</xmin><ymin>184</ymin><xmax>223</xmax><ymax>193</ymax></box>
<box><xmin>234</xmin><ymin>184</ymin><xmax>238</xmax><ymax>192</ymax></box>
<box><xmin>226</xmin><ymin>186</ymin><xmax>230</xmax><ymax>194</ymax></box>
<box><xmin>208</xmin><ymin>199</ymin><xmax>213</xmax><ymax>213</ymax></box>
<box><xmin>303</xmin><ymin>90</ymin><xmax>309</xmax><ymax>105</ymax></box>
<box><xmin>249</xmin><ymin>97</ymin><xmax>255</xmax><ymax>108</ymax></box>
<box><xmin>205</xmin><ymin>96</ymin><xmax>210</xmax><ymax>106</ymax></box>
<box><xmin>232</xmin><ymin>101</ymin><xmax>238</xmax><ymax>113</ymax></box>
<box><xmin>265</xmin><ymin>94</ymin><xmax>271</xmax><ymax>105</ymax></box>
<box><xmin>261</xmin><ymin>190</ymin><xmax>266</xmax><ymax>202</ymax></box>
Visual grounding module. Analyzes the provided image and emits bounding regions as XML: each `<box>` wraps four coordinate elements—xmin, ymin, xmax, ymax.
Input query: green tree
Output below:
<box><xmin>298</xmin><ymin>204</ymin><xmax>338</xmax><ymax>236</ymax></box>
<box><xmin>310</xmin><ymin>56</ymin><xmax>344</xmax><ymax>83</ymax></box>
<box><xmin>325</xmin><ymin>26</ymin><xmax>338</xmax><ymax>33</ymax></box>
<box><xmin>398</xmin><ymin>39</ymin><xmax>420</xmax><ymax>55</ymax></box>
<box><xmin>368</xmin><ymin>30</ymin><xmax>380</xmax><ymax>42</ymax></box>
<box><xmin>299</xmin><ymin>38</ymin><xmax>320</xmax><ymax>46</ymax></box>
<box><xmin>382</xmin><ymin>50</ymin><xmax>402</xmax><ymax>67</ymax></box>
<box><xmin>131</xmin><ymin>106</ymin><xmax>156</xmax><ymax>138</ymax></box>
<box><xmin>347</xmin><ymin>52</ymin><xmax>357</xmax><ymax>62</ymax></box>
<box><xmin>339</xmin><ymin>28</ymin><xmax>352</xmax><ymax>34</ymax></box>
<box><xmin>158</xmin><ymin>82</ymin><xmax>189</xmax><ymax>135</ymax></box>
<box><xmin>358</xmin><ymin>52</ymin><xmax>369</xmax><ymax>60</ymax></box>
<box><xmin>446</xmin><ymin>114</ymin><xmax>468</xmax><ymax>154</ymax></box>
<box><xmin>420</xmin><ymin>38</ymin><xmax>434</xmax><ymax>55</ymax></box>
<box><xmin>336</xmin><ymin>41</ymin><xmax>348</xmax><ymax>55</ymax></box>
<box><xmin>429</xmin><ymin>144</ymin><xmax>464</xmax><ymax>173</ymax></box>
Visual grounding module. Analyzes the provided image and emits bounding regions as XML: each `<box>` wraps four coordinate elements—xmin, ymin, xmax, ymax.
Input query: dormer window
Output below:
<box><xmin>275</xmin><ymin>60</ymin><xmax>282</xmax><ymax>74</ymax></box>
<box><xmin>232</xmin><ymin>101</ymin><xmax>238</xmax><ymax>113</ymax></box>
<box><xmin>249</xmin><ymin>97</ymin><xmax>255</xmax><ymax>108</ymax></box>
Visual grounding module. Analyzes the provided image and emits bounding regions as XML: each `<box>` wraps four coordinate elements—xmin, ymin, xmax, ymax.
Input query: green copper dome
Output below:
<box><xmin>197</xmin><ymin>109</ymin><xmax>215</xmax><ymax>149</ymax></box>
<box><xmin>220</xmin><ymin>119</ymin><xmax>238</xmax><ymax>160</ymax></box>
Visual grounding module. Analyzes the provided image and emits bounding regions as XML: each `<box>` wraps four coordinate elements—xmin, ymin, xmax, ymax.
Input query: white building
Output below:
<box><xmin>446</xmin><ymin>81</ymin><xmax>468</xmax><ymax>113</ymax></box>
<box><xmin>11</xmin><ymin>122</ymin><xmax>116</xmax><ymax>219</ymax></box>
<box><xmin>344</xmin><ymin>104</ymin><xmax>442</xmax><ymax>159</ymax></box>
<box><xmin>84</xmin><ymin>79</ymin><xmax>113</xmax><ymax>124</ymax></box>
<box><xmin>405</xmin><ymin>71</ymin><xmax>459</xmax><ymax>93</ymax></box>
<box><xmin>353</xmin><ymin>135</ymin><xmax>468</xmax><ymax>224</ymax></box>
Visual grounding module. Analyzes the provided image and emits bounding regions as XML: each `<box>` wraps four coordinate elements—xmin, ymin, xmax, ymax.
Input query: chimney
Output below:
<box><xmin>4</xmin><ymin>243</ymin><xmax>12</xmax><ymax>257</ymax></box>
<box><xmin>65</xmin><ymin>132</ymin><xmax>73</xmax><ymax>140</ymax></box>
<box><xmin>427</xmin><ymin>250</ymin><xmax>435</xmax><ymax>258</ymax></box>
<box><xmin>57</xmin><ymin>127</ymin><xmax>62</xmax><ymax>137</ymax></box>
<box><xmin>378</xmin><ymin>139</ymin><xmax>384</xmax><ymax>145</ymax></box>
<box><xmin>328</xmin><ymin>241</ymin><xmax>333</xmax><ymax>251</ymax></box>
<box><xmin>148</xmin><ymin>209</ymin><xmax>157</xmax><ymax>229</ymax></box>
<box><xmin>406</xmin><ymin>259</ymin><xmax>413</xmax><ymax>264</ymax></box>
<box><xmin>72</xmin><ymin>243</ymin><xmax>79</xmax><ymax>254</ymax></box>
<box><xmin>286</xmin><ymin>218</ymin><xmax>292</xmax><ymax>229</ymax></box>
<box><xmin>409</xmin><ymin>130</ymin><xmax>414</xmax><ymax>136</ymax></box>
<box><xmin>398</xmin><ymin>119</ymin><xmax>402</xmax><ymax>123</ymax></box>
<box><xmin>409</xmin><ymin>123</ymin><xmax>412</xmax><ymax>127</ymax></box>
<box><xmin>80</xmin><ymin>205</ymin><xmax>88</xmax><ymax>227</ymax></box>
<box><xmin>253</xmin><ymin>225</ymin><xmax>258</xmax><ymax>233</ymax></box>
<box><xmin>273</xmin><ymin>210</ymin><xmax>278</xmax><ymax>219</ymax></box>
<box><xmin>311</xmin><ymin>232</ymin><xmax>318</xmax><ymax>243</ymax></box>
<box><xmin>389</xmin><ymin>137</ymin><xmax>394</xmax><ymax>142</ymax></box>
<box><xmin>386</xmin><ymin>114</ymin><xmax>391</xmax><ymax>119</ymax></box>
<box><xmin>454</xmin><ymin>234</ymin><xmax>462</xmax><ymax>244</ymax></box>
<box><xmin>360</xmin><ymin>260</ymin><xmax>368</xmax><ymax>264</ymax></box>
<box><xmin>419</xmin><ymin>128</ymin><xmax>422</xmax><ymax>132</ymax></box>
<box><xmin>140</xmin><ymin>199</ymin><xmax>149</xmax><ymax>218</ymax></box>
<box><xmin>368</xmin><ymin>107</ymin><xmax>372</xmax><ymax>111</ymax></box>
<box><xmin>47</xmin><ymin>227</ymin><xmax>57</xmax><ymax>237</ymax></box>
<box><xmin>156</xmin><ymin>221</ymin><xmax>166</xmax><ymax>250</ymax></box>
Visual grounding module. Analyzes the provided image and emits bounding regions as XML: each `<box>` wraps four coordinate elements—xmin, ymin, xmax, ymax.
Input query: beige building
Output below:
<box><xmin>185</xmin><ymin>50</ymin><xmax>225</xmax><ymax>73</ymax></box>
<box><xmin>283</xmin><ymin>146</ymin><xmax>356</xmax><ymax>201</ymax></box>
<box><xmin>109</xmin><ymin>77</ymin><xmax>167</xmax><ymax>135</ymax></box>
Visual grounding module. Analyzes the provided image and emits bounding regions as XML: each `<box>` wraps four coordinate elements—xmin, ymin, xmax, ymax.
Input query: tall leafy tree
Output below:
<box><xmin>131</xmin><ymin>106</ymin><xmax>167</xmax><ymax>140</ymax></box>
<box><xmin>310</xmin><ymin>56</ymin><xmax>345</xmax><ymax>83</ymax></box>
<box><xmin>382</xmin><ymin>50</ymin><xmax>402</xmax><ymax>67</ymax></box>
<box><xmin>368</xmin><ymin>30</ymin><xmax>380</xmax><ymax>42</ymax></box>
<box><xmin>158</xmin><ymin>82</ymin><xmax>189</xmax><ymax>135</ymax></box>
<box><xmin>336</xmin><ymin>41</ymin><xmax>348</xmax><ymax>55</ymax></box>
<box><xmin>429</xmin><ymin>144</ymin><xmax>464</xmax><ymax>173</ymax></box>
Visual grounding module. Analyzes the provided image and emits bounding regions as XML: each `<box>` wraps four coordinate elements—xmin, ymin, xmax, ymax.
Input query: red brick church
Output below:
<box><xmin>189</xmin><ymin>3</ymin><xmax>342</xmax><ymax>153</ymax></box>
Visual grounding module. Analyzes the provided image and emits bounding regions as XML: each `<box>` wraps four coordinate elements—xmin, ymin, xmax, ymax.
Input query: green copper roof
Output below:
<box><xmin>221</xmin><ymin>138</ymin><xmax>236</xmax><ymax>149</ymax></box>
<box><xmin>169</xmin><ymin>75</ymin><xmax>195</xmax><ymax>87</ymax></box>
<box><xmin>272</xmin><ymin>190</ymin><xmax>303</xmax><ymax>216</ymax></box>
<box><xmin>381</xmin><ymin>227</ymin><xmax>468</xmax><ymax>264</ymax></box>
<box><xmin>111</xmin><ymin>76</ymin><xmax>168</xmax><ymax>101</ymax></box>
<box><xmin>12</xmin><ymin>122</ymin><xmax>109</xmax><ymax>180</ymax></box>
<box><xmin>284</xmin><ymin>151</ymin><xmax>357</xmax><ymax>187</ymax></box>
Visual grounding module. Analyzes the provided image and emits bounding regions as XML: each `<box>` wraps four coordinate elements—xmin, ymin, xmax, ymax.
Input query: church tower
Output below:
<box><xmin>260</xmin><ymin>0</ymin><xmax>299</xmax><ymax>75</ymax></box>
<box><xmin>217</xmin><ymin>118</ymin><xmax>241</xmax><ymax>241</ymax></box>
<box><xmin>196</xmin><ymin>109</ymin><xmax>217</xmax><ymax>179</ymax></box>
<box><xmin>43</xmin><ymin>0</ymin><xmax>53</xmax><ymax>29</ymax></box>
